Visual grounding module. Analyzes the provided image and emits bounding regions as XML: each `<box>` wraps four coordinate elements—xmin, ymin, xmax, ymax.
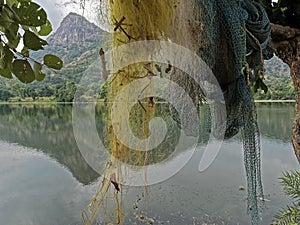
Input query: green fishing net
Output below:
<box><xmin>170</xmin><ymin>1</ymin><xmax>271</xmax><ymax>224</ymax></box>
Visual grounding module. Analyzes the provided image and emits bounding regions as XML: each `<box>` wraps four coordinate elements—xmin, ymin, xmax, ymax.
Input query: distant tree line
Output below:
<box><xmin>0</xmin><ymin>81</ymin><xmax>76</xmax><ymax>102</ymax></box>
<box><xmin>254</xmin><ymin>76</ymin><xmax>295</xmax><ymax>100</ymax></box>
<box><xmin>0</xmin><ymin>71</ymin><xmax>293</xmax><ymax>102</ymax></box>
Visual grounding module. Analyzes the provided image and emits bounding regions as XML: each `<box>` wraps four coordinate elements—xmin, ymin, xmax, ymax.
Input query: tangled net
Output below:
<box><xmin>81</xmin><ymin>0</ymin><xmax>272</xmax><ymax>224</ymax></box>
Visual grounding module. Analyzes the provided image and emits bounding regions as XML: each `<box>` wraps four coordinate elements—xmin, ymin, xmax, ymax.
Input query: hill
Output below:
<box><xmin>264</xmin><ymin>56</ymin><xmax>290</xmax><ymax>78</ymax></box>
<box><xmin>33</xmin><ymin>12</ymin><xmax>110</xmax><ymax>84</ymax></box>
<box><xmin>254</xmin><ymin>56</ymin><xmax>294</xmax><ymax>100</ymax></box>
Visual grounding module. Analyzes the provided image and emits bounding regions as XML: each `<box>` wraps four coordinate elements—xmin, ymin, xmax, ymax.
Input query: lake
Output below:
<box><xmin>0</xmin><ymin>103</ymin><xmax>299</xmax><ymax>225</ymax></box>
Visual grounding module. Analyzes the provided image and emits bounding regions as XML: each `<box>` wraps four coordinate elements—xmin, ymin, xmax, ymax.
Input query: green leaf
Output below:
<box><xmin>29</xmin><ymin>26</ymin><xmax>38</xmax><ymax>34</ymax></box>
<box><xmin>260</xmin><ymin>81</ymin><xmax>268</xmax><ymax>94</ymax></box>
<box><xmin>21</xmin><ymin>46</ymin><xmax>29</xmax><ymax>57</ymax></box>
<box><xmin>17</xmin><ymin>0</ymin><xmax>32</xmax><ymax>2</ymax></box>
<box><xmin>23</xmin><ymin>30</ymin><xmax>47</xmax><ymax>50</ymax></box>
<box><xmin>12</xmin><ymin>59</ymin><xmax>35</xmax><ymax>83</ymax></box>
<box><xmin>4</xmin><ymin>22</ymin><xmax>20</xmax><ymax>48</ymax></box>
<box><xmin>38</xmin><ymin>19</ymin><xmax>52</xmax><ymax>36</ymax></box>
<box><xmin>253</xmin><ymin>81</ymin><xmax>259</xmax><ymax>93</ymax></box>
<box><xmin>33</xmin><ymin>62</ymin><xmax>45</xmax><ymax>81</ymax></box>
<box><xmin>0</xmin><ymin>67</ymin><xmax>12</xmax><ymax>78</ymax></box>
<box><xmin>280</xmin><ymin>171</ymin><xmax>300</xmax><ymax>200</ymax></box>
<box><xmin>0</xmin><ymin>44</ymin><xmax>14</xmax><ymax>69</ymax></box>
<box><xmin>12</xmin><ymin>1</ymin><xmax>47</xmax><ymax>27</ymax></box>
<box><xmin>9</xmin><ymin>33</ymin><xmax>21</xmax><ymax>49</ymax></box>
<box><xmin>6</xmin><ymin>0</ymin><xmax>18</xmax><ymax>5</ymax></box>
<box><xmin>43</xmin><ymin>54</ymin><xmax>63</xmax><ymax>70</ymax></box>
<box><xmin>0</xmin><ymin>0</ymin><xmax>4</xmax><ymax>6</ymax></box>
<box><xmin>0</xmin><ymin>5</ymin><xmax>15</xmax><ymax>26</ymax></box>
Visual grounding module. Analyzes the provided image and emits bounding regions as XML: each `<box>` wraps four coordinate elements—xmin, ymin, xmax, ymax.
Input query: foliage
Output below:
<box><xmin>251</xmin><ymin>65</ymin><xmax>269</xmax><ymax>95</ymax></box>
<box><xmin>0</xmin><ymin>0</ymin><xmax>63</xmax><ymax>83</ymax></box>
<box><xmin>253</xmin><ymin>57</ymin><xmax>294</xmax><ymax>100</ymax></box>
<box><xmin>271</xmin><ymin>171</ymin><xmax>300</xmax><ymax>225</ymax></box>
<box><xmin>99</xmin><ymin>81</ymin><xmax>108</xmax><ymax>101</ymax></box>
<box><xmin>260</xmin><ymin>0</ymin><xmax>300</xmax><ymax>29</ymax></box>
<box><xmin>0</xmin><ymin>88</ymin><xmax>11</xmax><ymax>101</ymax></box>
<box><xmin>54</xmin><ymin>81</ymin><xmax>76</xmax><ymax>102</ymax></box>
<box><xmin>253</xmin><ymin>75</ymin><xmax>295</xmax><ymax>100</ymax></box>
<box><xmin>281</xmin><ymin>171</ymin><xmax>300</xmax><ymax>201</ymax></box>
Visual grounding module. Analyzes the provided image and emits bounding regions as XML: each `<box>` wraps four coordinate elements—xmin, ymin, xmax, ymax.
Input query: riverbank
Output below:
<box><xmin>254</xmin><ymin>100</ymin><xmax>295</xmax><ymax>103</ymax></box>
<box><xmin>0</xmin><ymin>99</ymin><xmax>296</xmax><ymax>104</ymax></box>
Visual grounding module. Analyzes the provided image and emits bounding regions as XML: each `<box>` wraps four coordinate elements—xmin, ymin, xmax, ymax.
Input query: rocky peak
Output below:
<box><xmin>48</xmin><ymin>12</ymin><xmax>107</xmax><ymax>47</ymax></box>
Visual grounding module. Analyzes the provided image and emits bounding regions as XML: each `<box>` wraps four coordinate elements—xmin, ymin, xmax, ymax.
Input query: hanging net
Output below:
<box><xmin>169</xmin><ymin>1</ymin><xmax>271</xmax><ymax>223</ymax></box>
<box><xmin>170</xmin><ymin>1</ymin><xmax>271</xmax><ymax>224</ymax></box>
<box><xmin>81</xmin><ymin>0</ymin><xmax>272</xmax><ymax>224</ymax></box>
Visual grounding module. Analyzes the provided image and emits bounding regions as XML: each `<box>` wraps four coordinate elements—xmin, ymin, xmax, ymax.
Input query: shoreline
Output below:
<box><xmin>254</xmin><ymin>100</ymin><xmax>295</xmax><ymax>103</ymax></box>
<box><xmin>0</xmin><ymin>100</ymin><xmax>296</xmax><ymax>105</ymax></box>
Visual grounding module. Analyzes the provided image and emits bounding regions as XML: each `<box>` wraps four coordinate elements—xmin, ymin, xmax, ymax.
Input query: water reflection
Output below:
<box><xmin>257</xmin><ymin>103</ymin><xmax>294</xmax><ymax>142</ymax></box>
<box><xmin>0</xmin><ymin>103</ymin><xmax>296</xmax><ymax>184</ymax></box>
<box><xmin>0</xmin><ymin>103</ymin><xmax>299</xmax><ymax>225</ymax></box>
<box><xmin>0</xmin><ymin>104</ymin><xmax>99</xmax><ymax>185</ymax></box>
<box><xmin>0</xmin><ymin>103</ymin><xmax>184</xmax><ymax>185</ymax></box>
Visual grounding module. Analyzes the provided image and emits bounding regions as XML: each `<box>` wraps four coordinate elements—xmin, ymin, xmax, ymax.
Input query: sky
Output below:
<box><xmin>35</xmin><ymin>0</ymin><xmax>110</xmax><ymax>32</ymax></box>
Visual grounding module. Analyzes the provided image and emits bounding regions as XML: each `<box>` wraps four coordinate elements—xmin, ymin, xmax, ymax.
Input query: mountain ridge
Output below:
<box><xmin>48</xmin><ymin>12</ymin><xmax>104</xmax><ymax>47</ymax></box>
<box><xmin>41</xmin><ymin>12</ymin><xmax>110</xmax><ymax>72</ymax></box>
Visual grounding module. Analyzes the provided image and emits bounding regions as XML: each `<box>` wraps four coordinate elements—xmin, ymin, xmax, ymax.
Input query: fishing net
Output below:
<box><xmin>170</xmin><ymin>1</ymin><xmax>271</xmax><ymax>224</ymax></box>
<box><xmin>82</xmin><ymin>0</ymin><xmax>272</xmax><ymax>224</ymax></box>
<box><xmin>169</xmin><ymin>2</ymin><xmax>271</xmax><ymax>223</ymax></box>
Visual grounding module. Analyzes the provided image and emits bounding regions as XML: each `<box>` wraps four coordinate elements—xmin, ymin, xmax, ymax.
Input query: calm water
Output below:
<box><xmin>0</xmin><ymin>103</ymin><xmax>299</xmax><ymax>225</ymax></box>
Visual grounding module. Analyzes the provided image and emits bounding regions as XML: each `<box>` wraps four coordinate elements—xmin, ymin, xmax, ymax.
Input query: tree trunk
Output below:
<box><xmin>271</xmin><ymin>24</ymin><xmax>300</xmax><ymax>163</ymax></box>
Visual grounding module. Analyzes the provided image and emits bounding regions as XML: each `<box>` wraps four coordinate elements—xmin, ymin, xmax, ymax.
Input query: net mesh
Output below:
<box><xmin>87</xmin><ymin>0</ymin><xmax>272</xmax><ymax>224</ymax></box>
<box><xmin>173</xmin><ymin>0</ymin><xmax>271</xmax><ymax>224</ymax></box>
<box><xmin>169</xmin><ymin>1</ymin><xmax>270</xmax><ymax>224</ymax></box>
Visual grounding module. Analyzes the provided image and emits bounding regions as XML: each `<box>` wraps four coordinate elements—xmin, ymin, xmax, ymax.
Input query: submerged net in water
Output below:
<box><xmin>83</xmin><ymin>0</ymin><xmax>272</xmax><ymax>224</ymax></box>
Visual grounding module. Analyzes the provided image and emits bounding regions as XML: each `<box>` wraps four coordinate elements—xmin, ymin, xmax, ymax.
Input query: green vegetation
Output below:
<box><xmin>271</xmin><ymin>171</ymin><xmax>300</xmax><ymax>225</ymax></box>
<box><xmin>252</xmin><ymin>56</ymin><xmax>294</xmax><ymax>100</ymax></box>
<box><xmin>0</xmin><ymin>60</ymin><xmax>293</xmax><ymax>102</ymax></box>
<box><xmin>254</xmin><ymin>75</ymin><xmax>294</xmax><ymax>101</ymax></box>
<box><xmin>0</xmin><ymin>0</ymin><xmax>63</xmax><ymax>83</ymax></box>
<box><xmin>261</xmin><ymin>0</ymin><xmax>300</xmax><ymax>29</ymax></box>
<box><xmin>0</xmin><ymin>50</ymin><xmax>293</xmax><ymax>103</ymax></box>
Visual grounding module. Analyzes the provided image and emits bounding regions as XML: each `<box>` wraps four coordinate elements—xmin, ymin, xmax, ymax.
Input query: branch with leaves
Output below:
<box><xmin>271</xmin><ymin>171</ymin><xmax>300</xmax><ymax>225</ymax></box>
<box><xmin>0</xmin><ymin>0</ymin><xmax>63</xmax><ymax>83</ymax></box>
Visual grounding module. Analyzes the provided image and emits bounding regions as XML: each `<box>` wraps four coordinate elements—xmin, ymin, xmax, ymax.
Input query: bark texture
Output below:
<box><xmin>271</xmin><ymin>24</ymin><xmax>300</xmax><ymax>163</ymax></box>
